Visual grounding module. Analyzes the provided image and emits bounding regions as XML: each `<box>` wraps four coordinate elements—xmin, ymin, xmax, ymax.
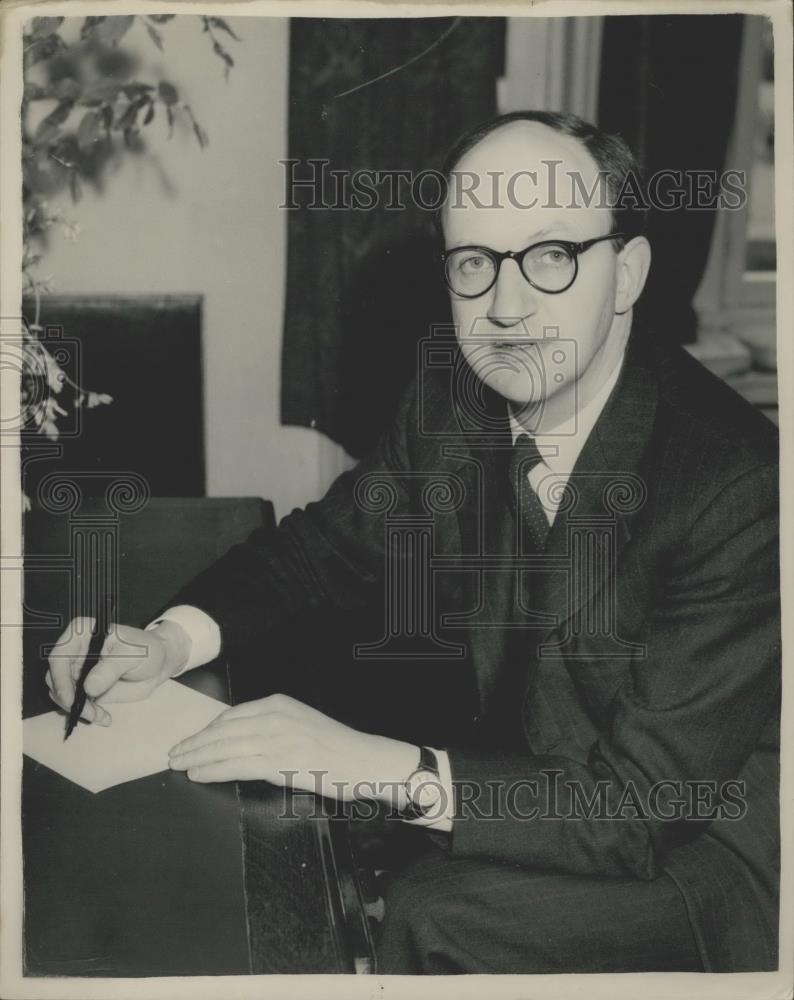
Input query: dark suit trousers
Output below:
<box><xmin>375</xmin><ymin>840</ymin><xmax>704</xmax><ymax>975</ymax></box>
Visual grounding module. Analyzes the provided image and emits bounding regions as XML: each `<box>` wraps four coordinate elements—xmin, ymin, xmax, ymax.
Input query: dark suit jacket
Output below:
<box><xmin>170</xmin><ymin>332</ymin><xmax>780</xmax><ymax>972</ymax></box>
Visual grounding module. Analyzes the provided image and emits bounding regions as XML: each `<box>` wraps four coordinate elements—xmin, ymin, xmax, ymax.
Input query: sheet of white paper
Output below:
<box><xmin>23</xmin><ymin>680</ymin><xmax>226</xmax><ymax>794</ymax></box>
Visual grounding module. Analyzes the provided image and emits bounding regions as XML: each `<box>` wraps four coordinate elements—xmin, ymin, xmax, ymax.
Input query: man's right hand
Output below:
<box><xmin>46</xmin><ymin>618</ymin><xmax>191</xmax><ymax>725</ymax></box>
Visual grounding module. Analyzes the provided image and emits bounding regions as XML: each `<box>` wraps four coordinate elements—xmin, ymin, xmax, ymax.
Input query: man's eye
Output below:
<box><xmin>459</xmin><ymin>254</ymin><xmax>490</xmax><ymax>273</ymax></box>
<box><xmin>539</xmin><ymin>248</ymin><xmax>570</xmax><ymax>266</ymax></box>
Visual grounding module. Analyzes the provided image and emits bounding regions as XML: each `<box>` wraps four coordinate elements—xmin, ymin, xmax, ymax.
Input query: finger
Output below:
<box><xmin>66</xmin><ymin>617</ymin><xmax>97</xmax><ymax>681</ymax></box>
<box><xmin>82</xmin><ymin>634</ymin><xmax>146</xmax><ymax>699</ymax></box>
<box><xmin>94</xmin><ymin>678</ymin><xmax>159</xmax><ymax>704</ymax></box>
<box><xmin>169</xmin><ymin>719</ymin><xmax>262</xmax><ymax>758</ymax></box>
<box><xmin>47</xmin><ymin>689</ymin><xmax>112</xmax><ymax>726</ymax></box>
<box><xmin>45</xmin><ymin>665</ymin><xmax>73</xmax><ymax>710</ymax></box>
<box><xmin>46</xmin><ymin>617</ymin><xmax>94</xmax><ymax>706</ymax></box>
<box><xmin>78</xmin><ymin>698</ymin><xmax>112</xmax><ymax>726</ymax></box>
<box><xmin>171</xmin><ymin>716</ymin><xmax>261</xmax><ymax>754</ymax></box>
<box><xmin>170</xmin><ymin>736</ymin><xmax>268</xmax><ymax>771</ymax></box>
<box><xmin>185</xmin><ymin>756</ymin><xmax>271</xmax><ymax>784</ymax></box>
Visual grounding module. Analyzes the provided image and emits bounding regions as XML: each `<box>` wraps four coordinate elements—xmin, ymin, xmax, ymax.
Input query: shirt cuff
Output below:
<box><xmin>402</xmin><ymin>748</ymin><xmax>453</xmax><ymax>833</ymax></box>
<box><xmin>144</xmin><ymin>605</ymin><xmax>222</xmax><ymax>676</ymax></box>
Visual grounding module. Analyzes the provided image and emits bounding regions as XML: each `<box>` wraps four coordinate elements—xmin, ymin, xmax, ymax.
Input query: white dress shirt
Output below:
<box><xmin>508</xmin><ymin>357</ymin><xmax>624</xmax><ymax>525</ymax></box>
<box><xmin>147</xmin><ymin>355</ymin><xmax>625</xmax><ymax>833</ymax></box>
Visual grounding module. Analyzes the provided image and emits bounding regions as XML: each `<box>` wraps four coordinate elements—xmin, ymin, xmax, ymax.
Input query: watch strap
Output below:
<box><xmin>399</xmin><ymin>746</ymin><xmax>440</xmax><ymax>820</ymax></box>
<box><xmin>417</xmin><ymin>746</ymin><xmax>439</xmax><ymax>774</ymax></box>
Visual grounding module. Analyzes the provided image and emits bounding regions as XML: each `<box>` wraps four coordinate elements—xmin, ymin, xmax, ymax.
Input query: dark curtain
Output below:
<box><xmin>598</xmin><ymin>15</ymin><xmax>744</xmax><ymax>344</ymax></box>
<box><xmin>281</xmin><ymin>18</ymin><xmax>505</xmax><ymax>457</ymax></box>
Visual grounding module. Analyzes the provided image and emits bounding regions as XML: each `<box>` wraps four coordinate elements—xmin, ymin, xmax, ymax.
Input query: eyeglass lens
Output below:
<box><xmin>445</xmin><ymin>243</ymin><xmax>576</xmax><ymax>296</ymax></box>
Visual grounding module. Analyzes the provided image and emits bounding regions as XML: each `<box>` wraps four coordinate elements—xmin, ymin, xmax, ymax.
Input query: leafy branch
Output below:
<box><xmin>20</xmin><ymin>14</ymin><xmax>239</xmax><ymax>453</ymax></box>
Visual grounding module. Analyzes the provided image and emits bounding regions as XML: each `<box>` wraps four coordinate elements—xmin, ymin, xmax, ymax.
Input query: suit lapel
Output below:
<box><xmin>446</xmin><ymin>394</ymin><xmax>521</xmax><ymax>708</ymax></box>
<box><xmin>522</xmin><ymin>337</ymin><xmax>660</xmax><ymax>694</ymax></box>
<box><xmin>426</xmin><ymin>337</ymin><xmax>660</xmax><ymax>712</ymax></box>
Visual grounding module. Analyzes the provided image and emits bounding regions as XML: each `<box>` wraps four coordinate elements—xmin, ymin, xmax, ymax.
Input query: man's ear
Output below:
<box><xmin>614</xmin><ymin>236</ymin><xmax>651</xmax><ymax>314</ymax></box>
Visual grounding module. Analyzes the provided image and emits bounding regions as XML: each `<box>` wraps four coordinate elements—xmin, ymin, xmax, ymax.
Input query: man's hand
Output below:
<box><xmin>168</xmin><ymin>693</ymin><xmax>418</xmax><ymax>805</ymax></box>
<box><xmin>46</xmin><ymin>617</ymin><xmax>191</xmax><ymax>725</ymax></box>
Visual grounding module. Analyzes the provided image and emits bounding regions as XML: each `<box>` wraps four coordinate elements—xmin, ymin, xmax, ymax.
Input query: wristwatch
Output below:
<box><xmin>399</xmin><ymin>746</ymin><xmax>442</xmax><ymax>820</ymax></box>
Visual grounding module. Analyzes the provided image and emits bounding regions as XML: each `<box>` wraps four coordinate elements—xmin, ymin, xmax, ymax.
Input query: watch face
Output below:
<box><xmin>409</xmin><ymin>770</ymin><xmax>442</xmax><ymax>809</ymax></box>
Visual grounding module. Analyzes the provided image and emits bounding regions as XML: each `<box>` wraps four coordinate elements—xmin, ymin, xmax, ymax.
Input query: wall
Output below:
<box><xmin>37</xmin><ymin>15</ymin><xmax>352</xmax><ymax>520</ymax></box>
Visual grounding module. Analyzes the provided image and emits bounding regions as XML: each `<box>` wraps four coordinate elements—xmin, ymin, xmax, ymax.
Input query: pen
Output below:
<box><xmin>64</xmin><ymin>592</ymin><xmax>116</xmax><ymax>740</ymax></box>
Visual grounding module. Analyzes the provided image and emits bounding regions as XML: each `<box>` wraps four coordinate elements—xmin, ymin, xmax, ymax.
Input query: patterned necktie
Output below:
<box><xmin>508</xmin><ymin>433</ymin><xmax>551</xmax><ymax>552</ymax></box>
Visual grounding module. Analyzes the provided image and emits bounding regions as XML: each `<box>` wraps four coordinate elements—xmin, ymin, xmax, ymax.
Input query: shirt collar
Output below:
<box><xmin>508</xmin><ymin>354</ymin><xmax>625</xmax><ymax>478</ymax></box>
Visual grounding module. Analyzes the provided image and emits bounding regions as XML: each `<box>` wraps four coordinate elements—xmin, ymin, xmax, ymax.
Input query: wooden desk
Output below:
<box><xmin>22</xmin><ymin>662</ymin><xmax>374</xmax><ymax>976</ymax></box>
<box><xmin>23</xmin><ymin>666</ymin><xmax>248</xmax><ymax>976</ymax></box>
<box><xmin>21</xmin><ymin>496</ymin><xmax>374</xmax><ymax>977</ymax></box>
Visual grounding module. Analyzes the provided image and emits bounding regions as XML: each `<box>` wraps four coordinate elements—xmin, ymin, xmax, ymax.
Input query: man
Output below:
<box><xmin>48</xmin><ymin>112</ymin><xmax>780</xmax><ymax>974</ymax></box>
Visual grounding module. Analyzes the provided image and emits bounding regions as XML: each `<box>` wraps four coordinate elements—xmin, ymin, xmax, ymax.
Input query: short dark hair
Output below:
<box><xmin>438</xmin><ymin>110</ymin><xmax>647</xmax><ymax>244</ymax></box>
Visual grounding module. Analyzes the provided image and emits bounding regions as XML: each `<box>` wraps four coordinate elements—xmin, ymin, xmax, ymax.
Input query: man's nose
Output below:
<box><xmin>487</xmin><ymin>258</ymin><xmax>539</xmax><ymax>328</ymax></box>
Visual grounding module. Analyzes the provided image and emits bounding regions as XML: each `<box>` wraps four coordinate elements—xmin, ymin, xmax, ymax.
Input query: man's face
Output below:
<box><xmin>442</xmin><ymin>122</ymin><xmax>626</xmax><ymax>421</ymax></box>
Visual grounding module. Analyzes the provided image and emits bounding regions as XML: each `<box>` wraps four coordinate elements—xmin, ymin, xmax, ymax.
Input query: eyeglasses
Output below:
<box><xmin>441</xmin><ymin>233</ymin><xmax>626</xmax><ymax>298</ymax></box>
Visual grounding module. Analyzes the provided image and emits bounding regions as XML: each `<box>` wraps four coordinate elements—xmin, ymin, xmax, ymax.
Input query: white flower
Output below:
<box><xmin>41</xmin><ymin>398</ymin><xmax>67</xmax><ymax>440</ymax></box>
<box><xmin>87</xmin><ymin>392</ymin><xmax>113</xmax><ymax>408</ymax></box>
<box><xmin>43</xmin><ymin>348</ymin><xmax>66</xmax><ymax>393</ymax></box>
<box><xmin>60</xmin><ymin>220</ymin><xmax>81</xmax><ymax>242</ymax></box>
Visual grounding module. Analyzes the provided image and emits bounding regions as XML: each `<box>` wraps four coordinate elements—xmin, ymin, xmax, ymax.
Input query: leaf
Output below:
<box><xmin>193</xmin><ymin>121</ymin><xmax>209</xmax><ymax>148</ymax></box>
<box><xmin>123</xmin><ymin>127</ymin><xmax>143</xmax><ymax>151</ymax></box>
<box><xmin>147</xmin><ymin>14</ymin><xmax>176</xmax><ymax>23</ymax></box>
<box><xmin>80</xmin><ymin>16</ymin><xmax>106</xmax><ymax>40</ymax></box>
<box><xmin>166</xmin><ymin>105</ymin><xmax>174</xmax><ymax>138</ymax></box>
<box><xmin>77</xmin><ymin>110</ymin><xmax>100</xmax><ymax>151</ymax></box>
<box><xmin>122</xmin><ymin>83</ymin><xmax>155</xmax><ymax>99</ymax></box>
<box><xmin>212</xmin><ymin>39</ymin><xmax>235</xmax><ymax>76</ymax></box>
<box><xmin>95</xmin><ymin>15</ymin><xmax>135</xmax><ymax>46</ymax></box>
<box><xmin>143</xmin><ymin>101</ymin><xmax>155</xmax><ymax>126</ymax></box>
<box><xmin>24</xmin><ymin>32</ymin><xmax>66</xmax><ymax>68</ymax></box>
<box><xmin>184</xmin><ymin>106</ymin><xmax>209</xmax><ymax>148</ymax></box>
<box><xmin>39</xmin><ymin>99</ymin><xmax>73</xmax><ymax>131</ymax></box>
<box><xmin>80</xmin><ymin>81</ymin><xmax>122</xmax><ymax>107</ymax></box>
<box><xmin>33</xmin><ymin>100</ymin><xmax>73</xmax><ymax>145</ymax></box>
<box><xmin>145</xmin><ymin>21</ymin><xmax>163</xmax><ymax>52</ymax></box>
<box><xmin>29</xmin><ymin>17</ymin><xmax>64</xmax><ymax>39</ymax></box>
<box><xmin>100</xmin><ymin>104</ymin><xmax>114</xmax><ymax>132</ymax></box>
<box><xmin>208</xmin><ymin>17</ymin><xmax>241</xmax><ymax>41</ymax></box>
<box><xmin>52</xmin><ymin>77</ymin><xmax>81</xmax><ymax>101</ymax></box>
<box><xmin>158</xmin><ymin>81</ymin><xmax>179</xmax><ymax>105</ymax></box>
<box><xmin>69</xmin><ymin>171</ymin><xmax>82</xmax><ymax>203</ymax></box>
<box><xmin>117</xmin><ymin>100</ymin><xmax>142</xmax><ymax>131</ymax></box>
<box><xmin>23</xmin><ymin>82</ymin><xmax>46</xmax><ymax>101</ymax></box>
<box><xmin>33</xmin><ymin>125</ymin><xmax>59</xmax><ymax>148</ymax></box>
<box><xmin>22</xmin><ymin>152</ymin><xmax>68</xmax><ymax>195</ymax></box>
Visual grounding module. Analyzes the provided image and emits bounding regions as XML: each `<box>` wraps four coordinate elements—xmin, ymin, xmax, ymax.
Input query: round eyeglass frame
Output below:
<box><xmin>441</xmin><ymin>232</ymin><xmax>627</xmax><ymax>298</ymax></box>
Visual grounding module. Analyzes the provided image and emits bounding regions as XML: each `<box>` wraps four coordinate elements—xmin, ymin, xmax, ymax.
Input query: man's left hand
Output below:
<box><xmin>168</xmin><ymin>693</ymin><xmax>417</xmax><ymax>804</ymax></box>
